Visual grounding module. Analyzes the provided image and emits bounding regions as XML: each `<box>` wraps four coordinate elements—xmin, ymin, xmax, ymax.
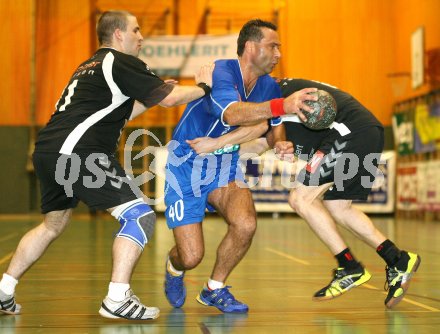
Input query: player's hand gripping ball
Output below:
<box><xmin>301</xmin><ymin>90</ymin><xmax>337</xmax><ymax>130</ymax></box>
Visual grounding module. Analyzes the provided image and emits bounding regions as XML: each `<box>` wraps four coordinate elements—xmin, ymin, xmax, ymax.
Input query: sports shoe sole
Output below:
<box><xmin>385</xmin><ymin>255</ymin><xmax>421</xmax><ymax>309</ymax></box>
<box><xmin>196</xmin><ymin>294</ymin><xmax>209</xmax><ymax>306</ymax></box>
<box><xmin>313</xmin><ymin>269</ymin><xmax>372</xmax><ymax>301</ymax></box>
<box><xmin>0</xmin><ymin>308</ymin><xmax>21</xmax><ymax>315</ymax></box>
<box><xmin>196</xmin><ymin>293</ymin><xmax>249</xmax><ymax>313</ymax></box>
<box><xmin>0</xmin><ymin>297</ymin><xmax>21</xmax><ymax>315</ymax></box>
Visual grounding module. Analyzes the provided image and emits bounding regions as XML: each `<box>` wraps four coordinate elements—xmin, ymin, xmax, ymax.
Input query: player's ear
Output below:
<box><xmin>114</xmin><ymin>28</ymin><xmax>123</xmax><ymax>42</ymax></box>
<box><xmin>244</xmin><ymin>40</ymin><xmax>254</xmax><ymax>53</ymax></box>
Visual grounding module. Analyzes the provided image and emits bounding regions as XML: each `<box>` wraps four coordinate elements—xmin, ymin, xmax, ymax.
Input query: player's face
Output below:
<box><xmin>120</xmin><ymin>16</ymin><xmax>143</xmax><ymax>57</ymax></box>
<box><xmin>252</xmin><ymin>28</ymin><xmax>281</xmax><ymax>75</ymax></box>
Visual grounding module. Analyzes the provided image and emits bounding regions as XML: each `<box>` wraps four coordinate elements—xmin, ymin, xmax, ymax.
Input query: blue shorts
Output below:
<box><xmin>164</xmin><ymin>150</ymin><xmax>244</xmax><ymax>229</ymax></box>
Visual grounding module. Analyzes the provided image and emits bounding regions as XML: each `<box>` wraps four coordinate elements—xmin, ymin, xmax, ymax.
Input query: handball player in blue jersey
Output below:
<box><xmin>163</xmin><ymin>19</ymin><xmax>317</xmax><ymax>313</ymax></box>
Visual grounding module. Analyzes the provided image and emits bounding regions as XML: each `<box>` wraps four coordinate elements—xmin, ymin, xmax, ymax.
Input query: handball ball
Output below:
<box><xmin>302</xmin><ymin>90</ymin><xmax>337</xmax><ymax>130</ymax></box>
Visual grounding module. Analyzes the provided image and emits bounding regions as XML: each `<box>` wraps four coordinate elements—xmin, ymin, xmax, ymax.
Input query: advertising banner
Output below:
<box><xmin>139</xmin><ymin>34</ymin><xmax>238</xmax><ymax>77</ymax></box>
<box><xmin>154</xmin><ymin>149</ymin><xmax>395</xmax><ymax>214</ymax></box>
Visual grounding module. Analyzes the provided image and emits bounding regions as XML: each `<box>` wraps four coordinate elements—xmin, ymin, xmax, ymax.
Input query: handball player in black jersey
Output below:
<box><xmin>276</xmin><ymin>78</ymin><xmax>420</xmax><ymax>308</ymax></box>
<box><xmin>187</xmin><ymin>78</ymin><xmax>421</xmax><ymax>309</ymax></box>
<box><xmin>0</xmin><ymin>10</ymin><xmax>213</xmax><ymax>320</ymax></box>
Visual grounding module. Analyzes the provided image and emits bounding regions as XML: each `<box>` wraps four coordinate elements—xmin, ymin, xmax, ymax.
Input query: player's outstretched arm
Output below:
<box><xmin>186</xmin><ymin>121</ymin><xmax>268</xmax><ymax>155</ymax></box>
<box><xmin>159</xmin><ymin>63</ymin><xmax>215</xmax><ymax>107</ymax></box>
<box><xmin>130</xmin><ymin>100</ymin><xmax>148</xmax><ymax>120</ymax></box>
<box><xmin>239</xmin><ymin>138</ymin><xmax>270</xmax><ymax>156</ymax></box>
<box><xmin>266</xmin><ymin>124</ymin><xmax>295</xmax><ymax>162</ymax></box>
<box><xmin>239</xmin><ymin>129</ymin><xmax>294</xmax><ymax>160</ymax></box>
<box><xmin>130</xmin><ymin>79</ymin><xmax>182</xmax><ymax>120</ymax></box>
<box><xmin>223</xmin><ymin>87</ymin><xmax>318</xmax><ymax>126</ymax></box>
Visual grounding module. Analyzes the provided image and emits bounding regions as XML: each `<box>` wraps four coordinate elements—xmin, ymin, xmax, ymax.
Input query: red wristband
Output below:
<box><xmin>270</xmin><ymin>98</ymin><xmax>285</xmax><ymax>117</ymax></box>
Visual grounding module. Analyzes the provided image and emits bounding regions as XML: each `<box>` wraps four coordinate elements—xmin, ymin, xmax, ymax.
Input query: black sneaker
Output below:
<box><xmin>99</xmin><ymin>289</ymin><xmax>159</xmax><ymax>320</ymax></box>
<box><xmin>384</xmin><ymin>251</ymin><xmax>421</xmax><ymax>308</ymax></box>
<box><xmin>313</xmin><ymin>265</ymin><xmax>372</xmax><ymax>301</ymax></box>
<box><xmin>0</xmin><ymin>290</ymin><xmax>21</xmax><ymax>315</ymax></box>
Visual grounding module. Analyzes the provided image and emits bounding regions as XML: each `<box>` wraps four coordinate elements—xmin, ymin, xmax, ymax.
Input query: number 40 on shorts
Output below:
<box><xmin>167</xmin><ymin>199</ymin><xmax>184</xmax><ymax>222</ymax></box>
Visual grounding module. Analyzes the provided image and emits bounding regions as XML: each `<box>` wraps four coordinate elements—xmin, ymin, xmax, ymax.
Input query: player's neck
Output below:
<box><xmin>100</xmin><ymin>45</ymin><xmax>118</xmax><ymax>52</ymax></box>
<box><xmin>100</xmin><ymin>39</ymin><xmax>123</xmax><ymax>53</ymax></box>
<box><xmin>238</xmin><ymin>58</ymin><xmax>260</xmax><ymax>95</ymax></box>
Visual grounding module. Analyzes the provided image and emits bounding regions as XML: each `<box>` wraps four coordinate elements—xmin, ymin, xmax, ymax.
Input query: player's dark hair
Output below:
<box><xmin>237</xmin><ymin>19</ymin><xmax>277</xmax><ymax>56</ymax></box>
<box><xmin>97</xmin><ymin>10</ymin><xmax>133</xmax><ymax>45</ymax></box>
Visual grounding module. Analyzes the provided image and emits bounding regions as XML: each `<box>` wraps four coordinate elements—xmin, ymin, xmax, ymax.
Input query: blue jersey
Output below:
<box><xmin>172</xmin><ymin>59</ymin><xmax>282</xmax><ymax>151</ymax></box>
<box><xmin>164</xmin><ymin>59</ymin><xmax>281</xmax><ymax>228</ymax></box>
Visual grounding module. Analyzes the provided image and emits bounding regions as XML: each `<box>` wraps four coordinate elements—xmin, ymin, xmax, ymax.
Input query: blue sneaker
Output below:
<box><xmin>196</xmin><ymin>286</ymin><xmax>248</xmax><ymax>313</ymax></box>
<box><xmin>164</xmin><ymin>262</ymin><xmax>186</xmax><ymax>308</ymax></box>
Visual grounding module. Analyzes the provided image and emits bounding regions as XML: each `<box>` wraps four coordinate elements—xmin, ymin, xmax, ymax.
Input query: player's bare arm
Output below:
<box><xmin>223</xmin><ymin>87</ymin><xmax>318</xmax><ymax>126</ymax></box>
<box><xmin>239</xmin><ymin>138</ymin><xmax>270</xmax><ymax>156</ymax></box>
<box><xmin>186</xmin><ymin>121</ymin><xmax>268</xmax><ymax>155</ymax></box>
<box><xmin>159</xmin><ymin>63</ymin><xmax>215</xmax><ymax>107</ymax></box>
<box><xmin>129</xmin><ymin>101</ymin><xmax>148</xmax><ymax>120</ymax></box>
<box><xmin>266</xmin><ymin>123</ymin><xmax>295</xmax><ymax>162</ymax></box>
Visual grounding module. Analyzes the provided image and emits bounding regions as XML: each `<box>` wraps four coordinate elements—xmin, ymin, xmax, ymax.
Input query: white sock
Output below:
<box><xmin>207</xmin><ymin>278</ymin><xmax>224</xmax><ymax>291</ymax></box>
<box><xmin>0</xmin><ymin>273</ymin><xmax>18</xmax><ymax>295</ymax></box>
<box><xmin>167</xmin><ymin>257</ymin><xmax>184</xmax><ymax>276</ymax></box>
<box><xmin>108</xmin><ymin>282</ymin><xmax>130</xmax><ymax>302</ymax></box>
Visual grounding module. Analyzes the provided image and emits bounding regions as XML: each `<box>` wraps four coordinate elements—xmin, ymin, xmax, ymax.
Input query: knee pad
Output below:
<box><xmin>114</xmin><ymin>201</ymin><xmax>156</xmax><ymax>249</ymax></box>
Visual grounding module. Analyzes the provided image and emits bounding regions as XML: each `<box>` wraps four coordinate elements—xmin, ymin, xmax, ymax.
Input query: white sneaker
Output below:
<box><xmin>99</xmin><ymin>289</ymin><xmax>159</xmax><ymax>320</ymax></box>
<box><xmin>0</xmin><ymin>290</ymin><xmax>21</xmax><ymax>315</ymax></box>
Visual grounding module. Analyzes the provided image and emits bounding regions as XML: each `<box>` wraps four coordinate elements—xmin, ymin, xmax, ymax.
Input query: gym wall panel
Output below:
<box><xmin>0</xmin><ymin>127</ymin><xmax>32</xmax><ymax>213</ymax></box>
<box><xmin>35</xmin><ymin>0</ymin><xmax>93</xmax><ymax>125</ymax></box>
<box><xmin>202</xmin><ymin>0</ymin><xmax>277</xmax><ymax>34</ymax></box>
<box><xmin>392</xmin><ymin>0</ymin><xmax>440</xmax><ymax>100</ymax></box>
<box><xmin>280</xmin><ymin>0</ymin><xmax>395</xmax><ymax>126</ymax></box>
<box><xmin>0</xmin><ymin>0</ymin><xmax>32</xmax><ymax>125</ymax></box>
<box><xmin>2</xmin><ymin>0</ymin><xmax>439</xmax><ymax>127</ymax></box>
<box><xmin>95</xmin><ymin>0</ymin><xmax>171</xmax><ymax>14</ymax></box>
<box><xmin>96</xmin><ymin>0</ymin><xmax>175</xmax><ymax>36</ymax></box>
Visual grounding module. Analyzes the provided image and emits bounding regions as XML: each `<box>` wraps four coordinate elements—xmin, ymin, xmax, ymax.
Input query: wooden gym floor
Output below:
<box><xmin>0</xmin><ymin>213</ymin><xmax>439</xmax><ymax>333</ymax></box>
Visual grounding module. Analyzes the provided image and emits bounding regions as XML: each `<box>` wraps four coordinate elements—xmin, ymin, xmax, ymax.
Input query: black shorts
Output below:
<box><xmin>296</xmin><ymin>126</ymin><xmax>384</xmax><ymax>201</ymax></box>
<box><xmin>33</xmin><ymin>152</ymin><xmax>139</xmax><ymax>213</ymax></box>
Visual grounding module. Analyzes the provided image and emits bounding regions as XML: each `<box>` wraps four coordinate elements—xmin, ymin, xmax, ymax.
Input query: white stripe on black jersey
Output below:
<box><xmin>35</xmin><ymin>48</ymin><xmax>173</xmax><ymax>155</ymax></box>
<box><xmin>59</xmin><ymin>53</ymin><xmax>129</xmax><ymax>155</ymax></box>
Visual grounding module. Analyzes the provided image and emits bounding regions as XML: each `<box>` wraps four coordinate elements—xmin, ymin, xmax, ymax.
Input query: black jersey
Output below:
<box><xmin>278</xmin><ymin>78</ymin><xmax>383</xmax><ymax>160</ymax></box>
<box><xmin>279</xmin><ymin>78</ymin><xmax>382</xmax><ymax>134</ymax></box>
<box><xmin>35</xmin><ymin>48</ymin><xmax>173</xmax><ymax>155</ymax></box>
